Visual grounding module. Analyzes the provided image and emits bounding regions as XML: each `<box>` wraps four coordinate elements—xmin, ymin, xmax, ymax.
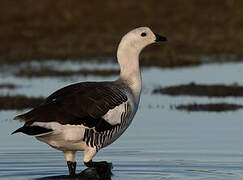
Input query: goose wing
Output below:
<box><xmin>14</xmin><ymin>82</ymin><xmax>129</xmax><ymax>132</ymax></box>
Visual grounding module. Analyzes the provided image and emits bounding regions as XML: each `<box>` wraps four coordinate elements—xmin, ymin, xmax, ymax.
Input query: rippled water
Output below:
<box><xmin>1</xmin><ymin>61</ymin><xmax>243</xmax><ymax>179</ymax></box>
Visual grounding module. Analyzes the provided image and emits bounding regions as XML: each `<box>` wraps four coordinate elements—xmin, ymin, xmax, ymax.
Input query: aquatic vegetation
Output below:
<box><xmin>15</xmin><ymin>66</ymin><xmax>119</xmax><ymax>77</ymax></box>
<box><xmin>0</xmin><ymin>83</ymin><xmax>18</xmax><ymax>89</ymax></box>
<box><xmin>0</xmin><ymin>95</ymin><xmax>44</xmax><ymax>110</ymax></box>
<box><xmin>176</xmin><ymin>103</ymin><xmax>243</xmax><ymax>112</ymax></box>
<box><xmin>153</xmin><ymin>83</ymin><xmax>243</xmax><ymax>97</ymax></box>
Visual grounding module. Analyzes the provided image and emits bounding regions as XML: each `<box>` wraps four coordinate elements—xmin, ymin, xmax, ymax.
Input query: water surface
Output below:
<box><xmin>1</xmin><ymin>61</ymin><xmax>243</xmax><ymax>179</ymax></box>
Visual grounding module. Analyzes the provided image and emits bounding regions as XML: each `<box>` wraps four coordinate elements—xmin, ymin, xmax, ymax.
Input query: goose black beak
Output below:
<box><xmin>154</xmin><ymin>33</ymin><xmax>167</xmax><ymax>42</ymax></box>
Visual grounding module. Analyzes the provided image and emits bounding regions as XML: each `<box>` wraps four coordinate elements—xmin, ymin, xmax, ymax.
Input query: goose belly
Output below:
<box><xmin>35</xmin><ymin>123</ymin><xmax>87</xmax><ymax>151</ymax></box>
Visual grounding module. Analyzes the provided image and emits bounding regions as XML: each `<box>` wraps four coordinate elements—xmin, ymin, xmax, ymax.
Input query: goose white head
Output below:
<box><xmin>117</xmin><ymin>27</ymin><xmax>167</xmax><ymax>70</ymax></box>
<box><xmin>117</xmin><ymin>27</ymin><xmax>167</xmax><ymax>102</ymax></box>
<box><xmin>117</xmin><ymin>27</ymin><xmax>167</xmax><ymax>57</ymax></box>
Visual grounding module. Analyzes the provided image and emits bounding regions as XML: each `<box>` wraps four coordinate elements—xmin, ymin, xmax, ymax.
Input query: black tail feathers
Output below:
<box><xmin>12</xmin><ymin>126</ymin><xmax>52</xmax><ymax>136</ymax></box>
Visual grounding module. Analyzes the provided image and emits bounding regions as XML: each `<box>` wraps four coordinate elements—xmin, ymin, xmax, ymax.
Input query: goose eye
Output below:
<box><xmin>141</xmin><ymin>32</ymin><xmax>147</xmax><ymax>37</ymax></box>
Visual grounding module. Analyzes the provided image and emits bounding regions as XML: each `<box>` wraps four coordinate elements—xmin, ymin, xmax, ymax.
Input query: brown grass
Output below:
<box><xmin>1</xmin><ymin>0</ymin><xmax>243</xmax><ymax>67</ymax></box>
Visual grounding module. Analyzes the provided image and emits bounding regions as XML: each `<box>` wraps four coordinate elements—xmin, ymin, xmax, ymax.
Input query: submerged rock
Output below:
<box><xmin>36</xmin><ymin>162</ymin><xmax>112</xmax><ymax>180</ymax></box>
<box><xmin>78</xmin><ymin>163</ymin><xmax>112</xmax><ymax>180</ymax></box>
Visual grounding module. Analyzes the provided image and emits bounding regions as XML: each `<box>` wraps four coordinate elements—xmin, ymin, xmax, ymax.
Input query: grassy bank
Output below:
<box><xmin>1</xmin><ymin>0</ymin><xmax>243</xmax><ymax>67</ymax></box>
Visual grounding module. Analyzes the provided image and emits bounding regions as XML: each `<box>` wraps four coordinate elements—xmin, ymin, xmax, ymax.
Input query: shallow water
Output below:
<box><xmin>1</xmin><ymin>61</ymin><xmax>243</xmax><ymax>179</ymax></box>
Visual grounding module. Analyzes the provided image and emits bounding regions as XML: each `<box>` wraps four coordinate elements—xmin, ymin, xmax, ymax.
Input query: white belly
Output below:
<box><xmin>35</xmin><ymin>123</ymin><xmax>87</xmax><ymax>151</ymax></box>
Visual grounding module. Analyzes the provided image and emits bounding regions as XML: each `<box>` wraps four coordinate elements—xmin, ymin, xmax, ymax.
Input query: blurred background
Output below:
<box><xmin>2</xmin><ymin>1</ymin><xmax>243</xmax><ymax>179</ymax></box>
<box><xmin>1</xmin><ymin>0</ymin><xmax>243</xmax><ymax>67</ymax></box>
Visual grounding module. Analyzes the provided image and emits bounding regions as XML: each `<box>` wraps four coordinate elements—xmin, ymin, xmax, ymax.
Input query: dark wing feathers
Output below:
<box><xmin>14</xmin><ymin>82</ymin><xmax>128</xmax><ymax>131</ymax></box>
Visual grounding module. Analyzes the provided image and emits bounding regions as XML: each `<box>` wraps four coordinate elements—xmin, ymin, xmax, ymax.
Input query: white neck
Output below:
<box><xmin>117</xmin><ymin>42</ymin><xmax>142</xmax><ymax>103</ymax></box>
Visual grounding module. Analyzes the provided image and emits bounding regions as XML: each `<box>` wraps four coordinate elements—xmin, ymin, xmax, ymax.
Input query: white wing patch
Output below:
<box><xmin>102</xmin><ymin>101</ymin><xmax>129</xmax><ymax>125</ymax></box>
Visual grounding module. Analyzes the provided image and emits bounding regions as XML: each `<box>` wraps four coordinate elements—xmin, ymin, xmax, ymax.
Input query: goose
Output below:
<box><xmin>12</xmin><ymin>27</ymin><xmax>167</xmax><ymax>177</ymax></box>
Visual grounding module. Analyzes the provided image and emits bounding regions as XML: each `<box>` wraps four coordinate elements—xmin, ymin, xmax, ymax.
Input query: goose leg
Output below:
<box><xmin>83</xmin><ymin>148</ymin><xmax>112</xmax><ymax>179</ymax></box>
<box><xmin>83</xmin><ymin>148</ymin><xmax>97</xmax><ymax>167</ymax></box>
<box><xmin>64</xmin><ymin>151</ymin><xmax>76</xmax><ymax>177</ymax></box>
<box><xmin>83</xmin><ymin>148</ymin><xmax>112</xmax><ymax>169</ymax></box>
<box><xmin>67</xmin><ymin>161</ymin><xmax>76</xmax><ymax>177</ymax></box>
